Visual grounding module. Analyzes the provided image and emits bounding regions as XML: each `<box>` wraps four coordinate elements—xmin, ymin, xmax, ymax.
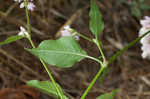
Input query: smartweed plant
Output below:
<box><xmin>1</xmin><ymin>0</ymin><xmax>150</xmax><ymax>99</ymax></box>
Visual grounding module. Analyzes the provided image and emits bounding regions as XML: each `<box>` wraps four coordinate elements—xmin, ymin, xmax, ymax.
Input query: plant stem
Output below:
<box><xmin>24</xmin><ymin>0</ymin><xmax>64</xmax><ymax>99</ymax></box>
<box><xmin>81</xmin><ymin>38</ymin><xmax>107</xmax><ymax>99</ymax></box>
<box><xmin>81</xmin><ymin>54</ymin><xmax>103</xmax><ymax>65</ymax></box>
<box><xmin>108</xmin><ymin>30</ymin><xmax>150</xmax><ymax>64</ymax></box>
<box><xmin>24</xmin><ymin>0</ymin><xmax>31</xmax><ymax>35</ymax></box>
<box><xmin>40</xmin><ymin>59</ymin><xmax>64</xmax><ymax>99</ymax></box>
<box><xmin>75</xmin><ymin>32</ymin><xmax>93</xmax><ymax>42</ymax></box>
<box><xmin>28</xmin><ymin>37</ymin><xmax>35</xmax><ymax>48</ymax></box>
<box><xmin>28</xmin><ymin>37</ymin><xmax>64</xmax><ymax>99</ymax></box>
<box><xmin>94</xmin><ymin>39</ymin><xmax>106</xmax><ymax>61</ymax></box>
<box><xmin>81</xmin><ymin>65</ymin><xmax>106</xmax><ymax>99</ymax></box>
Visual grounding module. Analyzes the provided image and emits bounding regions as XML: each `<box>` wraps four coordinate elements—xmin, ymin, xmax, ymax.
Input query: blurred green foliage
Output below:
<box><xmin>120</xmin><ymin>0</ymin><xmax>150</xmax><ymax>19</ymax></box>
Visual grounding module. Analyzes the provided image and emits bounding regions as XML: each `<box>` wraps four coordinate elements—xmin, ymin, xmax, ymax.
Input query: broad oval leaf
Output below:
<box><xmin>89</xmin><ymin>0</ymin><xmax>104</xmax><ymax>38</ymax></box>
<box><xmin>27</xmin><ymin>80</ymin><xmax>68</xmax><ymax>99</ymax></box>
<box><xmin>0</xmin><ymin>35</ymin><xmax>23</xmax><ymax>46</ymax></box>
<box><xmin>97</xmin><ymin>89</ymin><xmax>119</xmax><ymax>99</ymax></box>
<box><xmin>26</xmin><ymin>37</ymin><xmax>87</xmax><ymax>68</ymax></box>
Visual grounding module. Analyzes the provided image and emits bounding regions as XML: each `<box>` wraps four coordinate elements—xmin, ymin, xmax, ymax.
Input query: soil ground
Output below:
<box><xmin>1</xmin><ymin>0</ymin><xmax>150</xmax><ymax>99</ymax></box>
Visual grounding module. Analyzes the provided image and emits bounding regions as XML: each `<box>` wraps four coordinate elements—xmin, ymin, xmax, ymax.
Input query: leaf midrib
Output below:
<box><xmin>33</xmin><ymin>49</ymin><xmax>87</xmax><ymax>58</ymax></box>
<box><xmin>31</xmin><ymin>49</ymin><xmax>101</xmax><ymax>64</ymax></box>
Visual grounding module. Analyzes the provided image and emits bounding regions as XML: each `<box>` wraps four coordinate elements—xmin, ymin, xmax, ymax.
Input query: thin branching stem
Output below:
<box><xmin>81</xmin><ymin>65</ymin><xmax>106</xmax><ymax>99</ymax></box>
<box><xmin>81</xmin><ymin>38</ymin><xmax>107</xmax><ymax>99</ymax></box>
<box><xmin>94</xmin><ymin>39</ymin><xmax>106</xmax><ymax>62</ymax></box>
<box><xmin>76</xmin><ymin>32</ymin><xmax>93</xmax><ymax>42</ymax></box>
<box><xmin>24</xmin><ymin>0</ymin><xmax>64</xmax><ymax>99</ymax></box>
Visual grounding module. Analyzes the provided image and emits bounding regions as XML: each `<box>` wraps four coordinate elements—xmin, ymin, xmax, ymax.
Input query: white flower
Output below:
<box><xmin>14</xmin><ymin>0</ymin><xmax>33</xmax><ymax>3</ymax></box>
<box><xmin>14</xmin><ymin>0</ymin><xmax>22</xmax><ymax>3</ymax></box>
<box><xmin>20</xmin><ymin>2</ymin><xmax>25</xmax><ymax>8</ymax></box>
<box><xmin>27</xmin><ymin>2</ymin><xmax>35</xmax><ymax>11</ymax></box>
<box><xmin>13</xmin><ymin>0</ymin><xmax>35</xmax><ymax>11</ymax></box>
<box><xmin>141</xmin><ymin>44</ymin><xmax>150</xmax><ymax>59</ymax></box>
<box><xmin>18</xmin><ymin>26</ymin><xmax>29</xmax><ymax>38</ymax></box>
<box><xmin>20</xmin><ymin>2</ymin><xmax>35</xmax><ymax>11</ymax></box>
<box><xmin>74</xmin><ymin>36</ymin><xmax>80</xmax><ymax>40</ymax></box>
<box><xmin>61</xmin><ymin>30</ymin><xmax>72</xmax><ymax>37</ymax></box>
<box><xmin>140</xmin><ymin>16</ymin><xmax>150</xmax><ymax>28</ymax></box>
<box><xmin>139</xmin><ymin>16</ymin><xmax>150</xmax><ymax>59</ymax></box>
<box><xmin>61</xmin><ymin>25</ymin><xmax>80</xmax><ymax>40</ymax></box>
<box><xmin>64</xmin><ymin>25</ymin><xmax>71</xmax><ymax>30</ymax></box>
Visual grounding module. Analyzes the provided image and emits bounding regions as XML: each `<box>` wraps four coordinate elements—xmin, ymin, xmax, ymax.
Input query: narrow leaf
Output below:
<box><xmin>108</xmin><ymin>31</ymin><xmax>150</xmax><ymax>64</ymax></box>
<box><xmin>89</xmin><ymin>0</ymin><xmax>104</xmax><ymax>38</ymax></box>
<box><xmin>0</xmin><ymin>35</ymin><xmax>23</xmax><ymax>46</ymax></box>
<box><xmin>140</xmin><ymin>4</ymin><xmax>150</xmax><ymax>10</ymax></box>
<box><xmin>26</xmin><ymin>37</ymin><xmax>87</xmax><ymax>68</ymax></box>
<box><xmin>97</xmin><ymin>89</ymin><xmax>119</xmax><ymax>99</ymax></box>
<box><xmin>27</xmin><ymin>80</ymin><xmax>68</xmax><ymax>99</ymax></box>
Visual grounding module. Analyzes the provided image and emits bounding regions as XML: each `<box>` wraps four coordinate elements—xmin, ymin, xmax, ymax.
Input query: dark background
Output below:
<box><xmin>0</xmin><ymin>0</ymin><xmax>150</xmax><ymax>99</ymax></box>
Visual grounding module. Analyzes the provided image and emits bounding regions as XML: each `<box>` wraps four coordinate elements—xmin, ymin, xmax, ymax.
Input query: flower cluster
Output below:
<box><xmin>61</xmin><ymin>25</ymin><xmax>80</xmax><ymax>40</ymax></box>
<box><xmin>18</xmin><ymin>26</ymin><xmax>30</xmax><ymax>38</ymax></box>
<box><xmin>139</xmin><ymin>16</ymin><xmax>150</xmax><ymax>59</ymax></box>
<box><xmin>13</xmin><ymin>0</ymin><xmax>35</xmax><ymax>11</ymax></box>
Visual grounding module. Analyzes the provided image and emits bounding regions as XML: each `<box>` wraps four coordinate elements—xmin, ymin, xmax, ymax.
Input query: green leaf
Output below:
<box><xmin>108</xmin><ymin>30</ymin><xmax>150</xmax><ymax>64</ymax></box>
<box><xmin>0</xmin><ymin>35</ymin><xmax>23</xmax><ymax>46</ymax></box>
<box><xmin>140</xmin><ymin>4</ymin><xmax>150</xmax><ymax>10</ymax></box>
<box><xmin>131</xmin><ymin>7</ymin><xmax>141</xmax><ymax>19</ymax></box>
<box><xmin>26</xmin><ymin>37</ymin><xmax>87</xmax><ymax>68</ymax></box>
<box><xmin>139</xmin><ymin>0</ymin><xmax>145</xmax><ymax>3</ymax></box>
<box><xmin>120</xmin><ymin>0</ymin><xmax>126</xmax><ymax>3</ymax></box>
<box><xmin>96</xmin><ymin>89</ymin><xmax>119</xmax><ymax>99</ymax></box>
<box><xmin>89</xmin><ymin>0</ymin><xmax>104</xmax><ymax>38</ymax></box>
<box><xmin>27</xmin><ymin>80</ymin><xmax>68</xmax><ymax>99</ymax></box>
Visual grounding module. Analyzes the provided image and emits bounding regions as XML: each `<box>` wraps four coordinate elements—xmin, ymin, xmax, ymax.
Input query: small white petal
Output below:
<box><xmin>24</xmin><ymin>31</ymin><xmax>29</xmax><ymax>36</ymax></box>
<box><xmin>74</xmin><ymin>36</ymin><xmax>80</xmax><ymax>40</ymax></box>
<box><xmin>18</xmin><ymin>26</ymin><xmax>29</xmax><ymax>37</ymax></box>
<box><xmin>61</xmin><ymin>25</ymin><xmax>80</xmax><ymax>40</ymax></box>
<box><xmin>20</xmin><ymin>2</ymin><xmax>25</xmax><ymax>8</ymax></box>
<box><xmin>14</xmin><ymin>0</ymin><xmax>17</xmax><ymax>1</ymax></box>
<box><xmin>61</xmin><ymin>30</ymin><xmax>71</xmax><ymax>37</ymax></box>
<box><xmin>64</xmin><ymin>25</ymin><xmax>70</xmax><ymax>30</ymax></box>
<box><xmin>139</xmin><ymin>27</ymin><xmax>148</xmax><ymax>36</ymax></box>
<box><xmin>145</xmin><ymin>16</ymin><xmax>150</xmax><ymax>20</ymax></box>
<box><xmin>14</xmin><ymin>0</ymin><xmax>22</xmax><ymax>2</ymax></box>
<box><xmin>140</xmin><ymin>20</ymin><xmax>149</xmax><ymax>27</ymax></box>
<box><xmin>139</xmin><ymin>16</ymin><xmax>150</xmax><ymax>59</ymax></box>
<box><xmin>27</xmin><ymin>2</ymin><xmax>35</xmax><ymax>11</ymax></box>
<box><xmin>142</xmin><ymin>52</ymin><xmax>147</xmax><ymax>58</ymax></box>
<box><xmin>141</xmin><ymin>44</ymin><xmax>150</xmax><ymax>58</ymax></box>
<box><xmin>20</xmin><ymin>26</ymin><xmax>26</xmax><ymax>32</ymax></box>
<box><xmin>18</xmin><ymin>31</ymin><xmax>24</xmax><ymax>36</ymax></box>
<box><xmin>140</xmin><ymin>16</ymin><xmax>150</xmax><ymax>28</ymax></box>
